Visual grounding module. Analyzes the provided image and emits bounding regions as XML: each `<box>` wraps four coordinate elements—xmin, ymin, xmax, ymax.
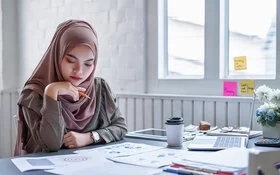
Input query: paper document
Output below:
<box><xmin>46</xmin><ymin>158</ymin><xmax>161</xmax><ymax>175</ymax></box>
<box><xmin>12</xmin><ymin>157</ymin><xmax>55</xmax><ymax>172</ymax></box>
<box><xmin>74</xmin><ymin>142</ymin><xmax>163</xmax><ymax>158</ymax></box>
<box><xmin>109</xmin><ymin>148</ymin><xmax>207</xmax><ymax>168</ymax></box>
<box><xmin>12</xmin><ymin>152</ymin><xmax>102</xmax><ymax>172</ymax></box>
<box><xmin>12</xmin><ymin>142</ymin><xmax>163</xmax><ymax>173</ymax></box>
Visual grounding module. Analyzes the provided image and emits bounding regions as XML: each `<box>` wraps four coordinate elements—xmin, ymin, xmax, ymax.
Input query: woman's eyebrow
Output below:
<box><xmin>67</xmin><ymin>54</ymin><xmax>95</xmax><ymax>61</ymax></box>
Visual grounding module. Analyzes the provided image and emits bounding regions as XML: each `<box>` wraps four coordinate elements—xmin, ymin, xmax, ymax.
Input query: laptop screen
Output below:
<box><xmin>244</xmin><ymin>94</ymin><xmax>256</xmax><ymax>139</ymax></box>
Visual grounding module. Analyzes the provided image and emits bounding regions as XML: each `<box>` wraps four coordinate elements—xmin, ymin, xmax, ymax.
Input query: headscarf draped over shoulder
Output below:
<box><xmin>19</xmin><ymin>19</ymin><xmax>99</xmax><ymax>131</ymax></box>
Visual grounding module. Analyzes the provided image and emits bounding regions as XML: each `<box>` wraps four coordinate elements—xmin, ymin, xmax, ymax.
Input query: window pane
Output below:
<box><xmin>167</xmin><ymin>0</ymin><xmax>205</xmax><ymax>78</ymax></box>
<box><xmin>228</xmin><ymin>0</ymin><xmax>276</xmax><ymax>78</ymax></box>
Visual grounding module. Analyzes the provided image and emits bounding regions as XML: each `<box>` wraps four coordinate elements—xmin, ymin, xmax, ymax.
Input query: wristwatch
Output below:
<box><xmin>91</xmin><ymin>131</ymin><xmax>100</xmax><ymax>143</ymax></box>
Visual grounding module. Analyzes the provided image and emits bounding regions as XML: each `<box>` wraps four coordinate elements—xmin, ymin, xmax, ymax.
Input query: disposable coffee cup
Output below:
<box><xmin>165</xmin><ymin>117</ymin><xmax>184</xmax><ymax>147</ymax></box>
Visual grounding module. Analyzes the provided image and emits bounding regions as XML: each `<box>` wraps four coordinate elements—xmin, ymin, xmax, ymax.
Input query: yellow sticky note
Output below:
<box><xmin>234</xmin><ymin>56</ymin><xmax>247</xmax><ymax>70</ymax></box>
<box><xmin>240</xmin><ymin>80</ymin><xmax>255</xmax><ymax>95</ymax></box>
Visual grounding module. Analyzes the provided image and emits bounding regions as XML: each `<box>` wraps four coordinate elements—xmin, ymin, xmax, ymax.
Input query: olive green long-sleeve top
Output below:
<box><xmin>18</xmin><ymin>78</ymin><xmax>127</xmax><ymax>154</ymax></box>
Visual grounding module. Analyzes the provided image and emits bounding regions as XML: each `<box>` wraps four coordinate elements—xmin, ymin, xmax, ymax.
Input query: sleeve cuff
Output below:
<box><xmin>95</xmin><ymin>130</ymin><xmax>112</xmax><ymax>143</ymax></box>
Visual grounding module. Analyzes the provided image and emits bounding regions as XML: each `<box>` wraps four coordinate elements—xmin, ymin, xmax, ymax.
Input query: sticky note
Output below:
<box><xmin>234</xmin><ymin>56</ymin><xmax>247</xmax><ymax>70</ymax></box>
<box><xmin>223</xmin><ymin>81</ymin><xmax>237</xmax><ymax>96</ymax></box>
<box><xmin>240</xmin><ymin>80</ymin><xmax>255</xmax><ymax>95</ymax></box>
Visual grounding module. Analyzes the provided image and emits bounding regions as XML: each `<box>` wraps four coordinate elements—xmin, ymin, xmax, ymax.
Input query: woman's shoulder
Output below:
<box><xmin>20</xmin><ymin>89</ymin><xmax>41</xmax><ymax>98</ymax></box>
<box><xmin>94</xmin><ymin>77</ymin><xmax>108</xmax><ymax>85</ymax></box>
<box><xmin>94</xmin><ymin>77</ymin><xmax>114</xmax><ymax>97</ymax></box>
<box><xmin>94</xmin><ymin>77</ymin><xmax>111</xmax><ymax>90</ymax></box>
<box><xmin>18</xmin><ymin>89</ymin><xmax>42</xmax><ymax>108</ymax></box>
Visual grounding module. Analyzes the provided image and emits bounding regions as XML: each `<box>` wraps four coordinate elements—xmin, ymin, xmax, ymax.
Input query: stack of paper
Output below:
<box><xmin>170</xmin><ymin>148</ymin><xmax>249</xmax><ymax>174</ymax></box>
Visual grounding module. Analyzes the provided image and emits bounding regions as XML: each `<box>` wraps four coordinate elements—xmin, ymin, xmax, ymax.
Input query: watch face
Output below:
<box><xmin>92</xmin><ymin>132</ymin><xmax>100</xmax><ymax>142</ymax></box>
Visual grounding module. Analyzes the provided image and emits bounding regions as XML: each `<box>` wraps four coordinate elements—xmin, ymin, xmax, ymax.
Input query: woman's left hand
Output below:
<box><xmin>63</xmin><ymin>131</ymin><xmax>93</xmax><ymax>149</ymax></box>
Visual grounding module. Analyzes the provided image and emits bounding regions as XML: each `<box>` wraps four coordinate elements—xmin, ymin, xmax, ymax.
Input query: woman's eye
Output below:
<box><xmin>67</xmin><ymin>58</ymin><xmax>75</xmax><ymax>63</ymax></box>
<box><xmin>84</xmin><ymin>61</ymin><xmax>94</xmax><ymax>67</ymax></box>
<box><xmin>85</xmin><ymin>63</ymin><xmax>93</xmax><ymax>67</ymax></box>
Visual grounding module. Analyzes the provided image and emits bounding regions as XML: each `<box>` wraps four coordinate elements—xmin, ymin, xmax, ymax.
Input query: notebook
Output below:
<box><xmin>187</xmin><ymin>95</ymin><xmax>256</xmax><ymax>151</ymax></box>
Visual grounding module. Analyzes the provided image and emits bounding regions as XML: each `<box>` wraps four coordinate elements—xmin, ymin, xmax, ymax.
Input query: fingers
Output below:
<box><xmin>64</xmin><ymin>132</ymin><xmax>71</xmax><ymax>139</ymax></box>
<box><xmin>77</xmin><ymin>87</ymin><xmax>86</xmax><ymax>92</ymax></box>
<box><xmin>63</xmin><ymin>131</ymin><xmax>90</xmax><ymax>149</ymax></box>
<box><xmin>68</xmin><ymin>145</ymin><xmax>77</xmax><ymax>149</ymax></box>
<box><xmin>68</xmin><ymin>85</ymin><xmax>79</xmax><ymax>101</ymax></box>
<box><xmin>55</xmin><ymin>82</ymin><xmax>80</xmax><ymax>101</ymax></box>
<box><xmin>64</xmin><ymin>142</ymin><xmax>77</xmax><ymax>149</ymax></box>
<box><xmin>62</xmin><ymin>82</ymin><xmax>79</xmax><ymax>101</ymax></box>
<box><xmin>72</xmin><ymin>89</ymin><xmax>79</xmax><ymax>101</ymax></box>
<box><xmin>71</xmin><ymin>86</ymin><xmax>88</xmax><ymax>101</ymax></box>
<box><xmin>63</xmin><ymin>133</ymin><xmax>77</xmax><ymax>148</ymax></box>
<box><xmin>56</xmin><ymin>82</ymin><xmax>86</xmax><ymax>101</ymax></box>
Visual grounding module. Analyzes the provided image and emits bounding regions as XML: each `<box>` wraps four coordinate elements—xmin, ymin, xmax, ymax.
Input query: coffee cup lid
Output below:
<box><xmin>165</xmin><ymin>117</ymin><xmax>184</xmax><ymax>125</ymax></box>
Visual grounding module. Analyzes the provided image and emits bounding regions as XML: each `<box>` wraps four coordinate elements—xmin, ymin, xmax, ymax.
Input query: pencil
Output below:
<box><xmin>79</xmin><ymin>92</ymin><xmax>91</xmax><ymax>99</ymax></box>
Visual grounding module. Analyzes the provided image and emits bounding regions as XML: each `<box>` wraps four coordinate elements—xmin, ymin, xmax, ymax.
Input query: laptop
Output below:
<box><xmin>187</xmin><ymin>95</ymin><xmax>255</xmax><ymax>151</ymax></box>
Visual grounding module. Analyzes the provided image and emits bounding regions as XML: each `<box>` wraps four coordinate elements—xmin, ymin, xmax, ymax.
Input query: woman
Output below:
<box><xmin>14</xmin><ymin>20</ymin><xmax>127</xmax><ymax>156</ymax></box>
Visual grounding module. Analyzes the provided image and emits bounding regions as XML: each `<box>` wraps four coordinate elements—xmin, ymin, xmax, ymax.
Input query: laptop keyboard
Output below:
<box><xmin>214</xmin><ymin>136</ymin><xmax>242</xmax><ymax>148</ymax></box>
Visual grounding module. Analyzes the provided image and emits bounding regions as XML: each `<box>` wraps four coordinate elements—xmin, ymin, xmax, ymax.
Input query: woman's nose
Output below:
<box><xmin>73</xmin><ymin>63</ymin><xmax>82</xmax><ymax>74</ymax></box>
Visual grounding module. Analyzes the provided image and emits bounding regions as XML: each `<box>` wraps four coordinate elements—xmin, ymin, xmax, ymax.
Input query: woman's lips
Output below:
<box><xmin>70</xmin><ymin>76</ymin><xmax>82</xmax><ymax>81</ymax></box>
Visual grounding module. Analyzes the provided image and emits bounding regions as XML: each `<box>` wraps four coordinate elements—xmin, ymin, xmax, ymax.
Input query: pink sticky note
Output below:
<box><xmin>223</xmin><ymin>81</ymin><xmax>237</xmax><ymax>96</ymax></box>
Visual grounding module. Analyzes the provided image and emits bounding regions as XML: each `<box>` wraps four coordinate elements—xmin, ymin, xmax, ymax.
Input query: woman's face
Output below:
<box><xmin>61</xmin><ymin>45</ymin><xmax>95</xmax><ymax>86</ymax></box>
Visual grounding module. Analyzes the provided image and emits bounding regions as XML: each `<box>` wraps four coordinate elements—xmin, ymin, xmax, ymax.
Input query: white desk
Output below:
<box><xmin>1</xmin><ymin>136</ymin><xmax>279</xmax><ymax>174</ymax></box>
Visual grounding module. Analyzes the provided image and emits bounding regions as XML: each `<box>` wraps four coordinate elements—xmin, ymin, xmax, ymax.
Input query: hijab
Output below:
<box><xmin>20</xmin><ymin>19</ymin><xmax>99</xmax><ymax>131</ymax></box>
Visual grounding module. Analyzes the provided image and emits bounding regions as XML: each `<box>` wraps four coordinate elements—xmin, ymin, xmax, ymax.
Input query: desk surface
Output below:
<box><xmin>1</xmin><ymin>136</ymin><xmax>279</xmax><ymax>175</ymax></box>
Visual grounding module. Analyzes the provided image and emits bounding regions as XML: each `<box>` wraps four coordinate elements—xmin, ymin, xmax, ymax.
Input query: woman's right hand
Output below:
<box><xmin>44</xmin><ymin>82</ymin><xmax>86</xmax><ymax>101</ymax></box>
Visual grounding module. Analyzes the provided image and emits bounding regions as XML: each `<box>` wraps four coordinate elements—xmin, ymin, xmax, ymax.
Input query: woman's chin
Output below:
<box><xmin>70</xmin><ymin>81</ymin><xmax>81</xmax><ymax>87</ymax></box>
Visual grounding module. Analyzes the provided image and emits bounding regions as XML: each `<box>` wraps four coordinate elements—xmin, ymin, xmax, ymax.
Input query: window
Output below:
<box><xmin>160</xmin><ymin>0</ymin><xmax>276</xmax><ymax>80</ymax></box>
<box><xmin>161</xmin><ymin>0</ymin><xmax>205</xmax><ymax>79</ymax></box>
<box><xmin>224</xmin><ymin>0</ymin><xmax>276</xmax><ymax>79</ymax></box>
<box><xmin>167</xmin><ymin>0</ymin><xmax>205</xmax><ymax>78</ymax></box>
<box><xmin>149</xmin><ymin>0</ymin><xmax>279</xmax><ymax>95</ymax></box>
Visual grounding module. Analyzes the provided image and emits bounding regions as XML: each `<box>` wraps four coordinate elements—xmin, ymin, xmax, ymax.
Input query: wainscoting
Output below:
<box><xmin>0</xmin><ymin>91</ymin><xmax>261</xmax><ymax>158</ymax></box>
<box><xmin>0</xmin><ymin>90</ymin><xmax>20</xmax><ymax>158</ymax></box>
<box><xmin>116</xmin><ymin>93</ymin><xmax>261</xmax><ymax>132</ymax></box>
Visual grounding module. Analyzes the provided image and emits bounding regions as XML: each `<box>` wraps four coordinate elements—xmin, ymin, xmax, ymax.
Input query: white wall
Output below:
<box><xmin>3</xmin><ymin>0</ymin><xmax>280</xmax><ymax>96</ymax></box>
<box><xmin>14</xmin><ymin>0</ymin><xmax>146</xmax><ymax>93</ymax></box>
<box><xmin>2</xmin><ymin>0</ymin><xmax>18</xmax><ymax>91</ymax></box>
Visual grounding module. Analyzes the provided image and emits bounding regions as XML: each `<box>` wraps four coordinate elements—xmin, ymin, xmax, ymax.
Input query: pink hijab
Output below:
<box><xmin>22</xmin><ymin>19</ymin><xmax>98</xmax><ymax>131</ymax></box>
